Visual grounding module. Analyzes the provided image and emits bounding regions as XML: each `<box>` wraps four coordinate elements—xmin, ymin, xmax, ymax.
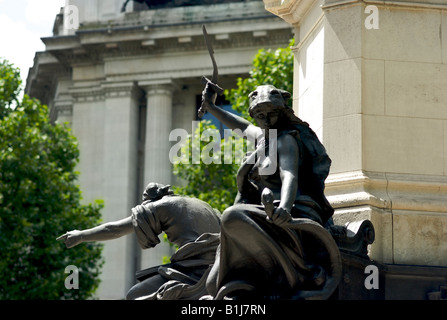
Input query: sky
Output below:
<box><xmin>0</xmin><ymin>0</ymin><xmax>65</xmax><ymax>88</ymax></box>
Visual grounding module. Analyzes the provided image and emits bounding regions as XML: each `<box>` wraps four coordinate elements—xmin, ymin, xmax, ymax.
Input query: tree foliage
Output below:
<box><xmin>225</xmin><ymin>38</ymin><xmax>295</xmax><ymax>120</ymax></box>
<box><xmin>173</xmin><ymin>40</ymin><xmax>294</xmax><ymax>211</ymax></box>
<box><xmin>0</xmin><ymin>59</ymin><xmax>103</xmax><ymax>300</ymax></box>
<box><xmin>0</xmin><ymin>60</ymin><xmax>21</xmax><ymax>118</ymax></box>
<box><xmin>172</xmin><ymin>120</ymin><xmax>247</xmax><ymax>213</ymax></box>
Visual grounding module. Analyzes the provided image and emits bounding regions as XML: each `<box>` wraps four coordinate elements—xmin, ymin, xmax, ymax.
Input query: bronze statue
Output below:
<box><xmin>200</xmin><ymin>83</ymin><xmax>342</xmax><ymax>300</ymax></box>
<box><xmin>57</xmin><ymin>182</ymin><xmax>221</xmax><ymax>300</ymax></box>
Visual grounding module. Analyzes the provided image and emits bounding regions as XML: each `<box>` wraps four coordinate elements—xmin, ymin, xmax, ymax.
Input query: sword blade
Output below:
<box><xmin>202</xmin><ymin>25</ymin><xmax>218</xmax><ymax>84</ymax></box>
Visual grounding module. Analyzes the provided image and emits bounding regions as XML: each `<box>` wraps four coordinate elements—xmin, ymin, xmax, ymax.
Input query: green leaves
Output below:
<box><xmin>0</xmin><ymin>59</ymin><xmax>103</xmax><ymax>300</ymax></box>
<box><xmin>225</xmin><ymin>39</ymin><xmax>295</xmax><ymax>120</ymax></box>
<box><xmin>172</xmin><ymin>120</ymin><xmax>246</xmax><ymax>213</ymax></box>
<box><xmin>0</xmin><ymin>59</ymin><xmax>22</xmax><ymax>119</ymax></box>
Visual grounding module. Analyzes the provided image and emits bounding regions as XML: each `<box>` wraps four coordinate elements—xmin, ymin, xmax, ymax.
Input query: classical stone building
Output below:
<box><xmin>25</xmin><ymin>0</ymin><xmax>293</xmax><ymax>299</ymax></box>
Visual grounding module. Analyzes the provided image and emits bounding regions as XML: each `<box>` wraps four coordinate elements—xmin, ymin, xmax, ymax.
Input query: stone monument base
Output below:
<box><xmin>335</xmin><ymin>252</ymin><xmax>447</xmax><ymax>300</ymax></box>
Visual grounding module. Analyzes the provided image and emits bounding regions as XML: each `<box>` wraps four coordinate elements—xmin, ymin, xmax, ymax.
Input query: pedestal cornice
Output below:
<box><xmin>326</xmin><ymin>170</ymin><xmax>447</xmax><ymax>214</ymax></box>
<box><xmin>322</xmin><ymin>0</ymin><xmax>447</xmax><ymax>10</ymax></box>
<box><xmin>263</xmin><ymin>0</ymin><xmax>318</xmax><ymax>26</ymax></box>
<box><xmin>264</xmin><ymin>0</ymin><xmax>447</xmax><ymax>26</ymax></box>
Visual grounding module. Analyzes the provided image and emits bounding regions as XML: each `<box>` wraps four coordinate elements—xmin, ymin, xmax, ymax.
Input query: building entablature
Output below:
<box><xmin>42</xmin><ymin>20</ymin><xmax>292</xmax><ymax>68</ymax></box>
<box><xmin>27</xmin><ymin>1</ymin><xmax>293</xmax><ymax>111</ymax></box>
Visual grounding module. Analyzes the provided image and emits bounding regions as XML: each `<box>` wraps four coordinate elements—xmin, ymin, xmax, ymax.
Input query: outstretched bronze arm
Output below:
<box><xmin>56</xmin><ymin>216</ymin><xmax>133</xmax><ymax>248</ymax></box>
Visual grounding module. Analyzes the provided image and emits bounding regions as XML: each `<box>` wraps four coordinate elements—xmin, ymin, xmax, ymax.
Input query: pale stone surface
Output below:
<box><xmin>323</xmin><ymin>58</ymin><xmax>362</xmax><ymax>118</ymax></box>
<box><xmin>384</xmin><ymin>61</ymin><xmax>447</xmax><ymax>119</ymax></box>
<box><xmin>296</xmin><ymin>0</ymin><xmax>324</xmax><ymax>40</ymax></box>
<box><xmin>142</xmin><ymin>83</ymin><xmax>174</xmax><ymax>186</ymax></box>
<box><xmin>295</xmin><ymin>21</ymin><xmax>324</xmax><ymax>140</ymax></box>
<box><xmin>72</xmin><ymin>101</ymin><xmax>106</xmax><ymax>204</ymax></box>
<box><xmin>363</xmin><ymin>115</ymin><xmax>445</xmax><ymax>175</ymax></box>
<box><xmin>393</xmin><ymin>211</ymin><xmax>447</xmax><ymax>266</ymax></box>
<box><xmin>323</xmin><ymin>4</ymin><xmax>362</xmax><ymax>63</ymax></box>
<box><xmin>363</xmin><ymin>6</ymin><xmax>442</xmax><ymax>63</ymax></box>
<box><xmin>323</xmin><ymin>114</ymin><xmax>363</xmax><ymax>173</ymax></box>
<box><xmin>296</xmin><ymin>71</ymin><xmax>324</xmax><ymax>139</ymax></box>
<box><xmin>445</xmin><ymin>124</ymin><xmax>447</xmax><ymax>175</ymax></box>
<box><xmin>362</xmin><ymin>59</ymin><xmax>385</xmax><ymax>116</ymax></box>
<box><xmin>443</xmin><ymin>10</ymin><xmax>447</xmax><ymax>64</ymax></box>
<box><xmin>72</xmin><ymin>64</ymin><xmax>105</xmax><ymax>81</ymax></box>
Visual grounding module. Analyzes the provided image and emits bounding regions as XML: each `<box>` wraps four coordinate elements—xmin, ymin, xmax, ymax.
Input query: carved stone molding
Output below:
<box><xmin>44</xmin><ymin>26</ymin><xmax>293</xmax><ymax>68</ymax></box>
<box><xmin>325</xmin><ymin>170</ymin><xmax>447</xmax><ymax>214</ymax></box>
<box><xmin>263</xmin><ymin>0</ymin><xmax>317</xmax><ymax>26</ymax></box>
<box><xmin>55</xmin><ymin>104</ymin><xmax>73</xmax><ymax>116</ymax></box>
<box><xmin>69</xmin><ymin>82</ymin><xmax>142</xmax><ymax>102</ymax></box>
<box><xmin>329</xmin><ymin>219</ymin><xmax>376</xmax><ymax>258</ymax></box>
<box><xmin>326</xmin><ymin>170</ymin><xmax>447</xmax><ymax>267</ymax></box>
<box><xmin>102</xmin><ymin>82</ymin><xmax>141</xmax><ymax>99</ymax></box>
<box><xmin>69</xmin><ymin>86</ymin><xmax>105</xmax><ymax>102</ymax></box>
<box><xmin>139</xmin><ymin>79</ymin><xmax>179</xmax><ymax>95</ymax></box>
<box><xmin>322</xmin><ymin>0</ymin><xmax>447</xmax><ymax>10</ymax></box>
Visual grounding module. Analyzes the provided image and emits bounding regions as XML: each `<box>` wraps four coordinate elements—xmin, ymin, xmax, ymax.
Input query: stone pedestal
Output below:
<box><xmin>264</xmin><ymin>0</ymin><xmax>447</xmax><ymax>269</ymax></box>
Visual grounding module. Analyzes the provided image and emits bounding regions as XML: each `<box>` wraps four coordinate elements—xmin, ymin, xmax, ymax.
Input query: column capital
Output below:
<box><xmin>101</xmin><ymin>81</ymin><xmax>142</xmax><ymax>99</ymax></box>
<box><xmin>70</xmin><ymin>81</ymin><xmax>142</xmax><ymax>102</ymax></box>
<box><xmin>138</xmin><ymin>79</ymin><xmax>179</xmax><ymax>96</ymax></box>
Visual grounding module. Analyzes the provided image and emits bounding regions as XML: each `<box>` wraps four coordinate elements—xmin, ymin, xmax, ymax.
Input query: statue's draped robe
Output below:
<box><xmin>131</xmin><ymin>195</ymin><xmax>221</xmax><ymax>300</ymax></box>
<box><xmin>207</xmin><ymin>124</ymin><xmax>336</xmax><ymax>299</ymax></box>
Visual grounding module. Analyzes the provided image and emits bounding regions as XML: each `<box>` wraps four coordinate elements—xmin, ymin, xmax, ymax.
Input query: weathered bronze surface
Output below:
<box><xmin>200</xmin><ymin>83</ymin><xmax>343</xmax><ymax>300</ymax></box>
<box><xmin>57</xmin><ymin>183</ymin><xmax>221</xmax><ymax>300</ymax></box>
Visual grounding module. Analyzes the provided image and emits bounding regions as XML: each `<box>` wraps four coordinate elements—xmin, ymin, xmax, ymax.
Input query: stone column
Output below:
<box><xmin>52</xmin><ymin>78</ymin><xmax>74</xmax><ymax>126</ymax></box>
<box><xmin>141</xmin><ymin>82</ymin><xmax>175</xmax><ymax>186</ymax></box>
<box><xmin>103</xmin><ymin>82</ymin><xmax>141</xmax><ymax>299</ymax></box>
<box><xmin>53</xmin><ymin>103</ymin><xmax>73</xmax><ymax>126</ymax></box>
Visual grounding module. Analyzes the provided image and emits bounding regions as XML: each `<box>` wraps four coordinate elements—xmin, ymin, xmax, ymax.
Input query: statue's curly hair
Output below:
<box><xmin>142</xmin><ymin>182</ymin><xmax>173</xmax><ymax>202</ymax></box>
